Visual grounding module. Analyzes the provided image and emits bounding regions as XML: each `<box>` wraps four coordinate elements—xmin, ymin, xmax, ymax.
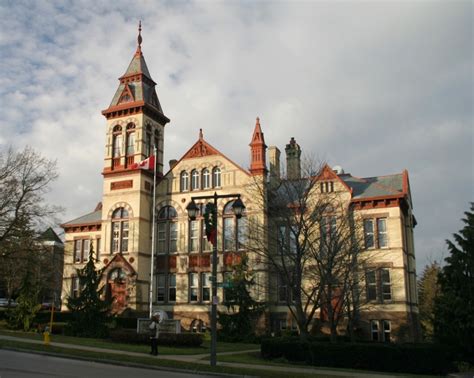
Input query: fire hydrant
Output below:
<box><xmin>43</xmin><ymin>326</ymin><xmax>50</xmax><ymax>345</ymax></box>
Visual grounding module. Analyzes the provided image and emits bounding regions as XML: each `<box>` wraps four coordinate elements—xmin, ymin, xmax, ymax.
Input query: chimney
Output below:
<box><xmin>285</xmin><ymin>137</ymin><xmax>301</xmax><ymax>180</ymax></box>
<box><xmin>268</xmin><ymin>146</ymin><xmax>281</xmax><ymax>186</ymax></box>
<box><xmin>169</xmin><ymin>159</ymin><xmax>178</xmax><ymax>170</ymax></box>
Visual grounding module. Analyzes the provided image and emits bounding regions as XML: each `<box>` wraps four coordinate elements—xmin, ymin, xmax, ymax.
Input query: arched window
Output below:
<box><xmin>109</xmin><ymin>268</ymin><xmax>127</xmax><ymax>282</ymax></box>
<box><xmin>112</xmin><ymin>125</ymin><xmax>123</xmax><ymax>158</ymax></box>
<box><xmin>212</xmin><ymin>167</ymin><xmax>221</xmax><ymax>188</ymax></box>
<box><xmin>223</xmin><ymin>200</ymin><xmax>247</xmax><ymax>251</ymax></box>
<box><xmin>202</xmin><ymin>168</ymin><xmax>210</xmax><ymax>189</ymax></box>
<box><xmin>157</xmin><ymin>206</ymin><xmax>178</xmax><ymax>254</ymax></box>
<box><xmin>154</xmin><ymin>130</ymin><xmax>160</xmax><ymax>153</ymax></box>
<box><xmin>180</xmin><ymin>171</ymin><xmax>189</xmax><ymax>192</ymax></box>
<box><xmin>111</xmin><ymin>207</ymin><xmax>129</xmax><ymax>253</ymax></box>
<box><xmin>191</xmin><ymin>169</ymin><xmax>199</xmax><ymax>190</ymax></box>
<box><xmin>145</xmin><ymin>125</ymin><xmax>152</xmax><ymax>157</ymax></box>
<box><xmin>126</xmin><ymin>123</ymin><xmax>135</xmax><ymax>156</ymax></box>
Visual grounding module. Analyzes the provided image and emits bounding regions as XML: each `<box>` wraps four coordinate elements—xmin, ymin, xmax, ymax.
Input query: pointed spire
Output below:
<box><xmin>249</xmin><ymin>116</ymin><xmax>267</xmax><ymax>176</ymax></box>
<box><xmin>136</xmin><ymin>21</ymin><xmax>143</xmax><ymax>56</ymax></box>
<box><xmin>199</xmin><ymin>128</ymin><xmax>204</xmax><ymax>139</ymax></box>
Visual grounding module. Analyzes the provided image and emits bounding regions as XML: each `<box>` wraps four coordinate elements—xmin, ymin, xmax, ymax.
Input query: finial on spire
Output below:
<box><xmin>138</xmin><ymin>20</ymin><xmax>142</xmax><ymax>48</ymax></box>
<box><xmin>256</xmin><ymin>117</ymin><xmax>260</xmax><ymax>125</ymax></box>
<box><xmin>199</xmin><ymin>128</ymin><xmax>203</xmax><ymax>139</ymax></box>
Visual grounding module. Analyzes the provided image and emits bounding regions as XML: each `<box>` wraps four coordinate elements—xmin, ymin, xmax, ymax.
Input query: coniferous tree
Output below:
<box><xmin>218</xmin><ymin>254</ymin><xmax>264</xmax><ymax>340</ymax></box>
<box><xmin>418</xmin><ymin>262</ymin><xmax>440</xmax><ymax>340</ymax></box>
<box><xmin>434</xmin><ymin>203</ymin><xmax>474</xmax><ymax>357</ymax></box>
<box><xmin>67</xmin><ymin>244</ymin><xmax>110</xmax><ymax>337</ymax></box>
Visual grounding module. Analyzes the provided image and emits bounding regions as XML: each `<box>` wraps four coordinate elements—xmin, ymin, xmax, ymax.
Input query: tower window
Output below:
<box><xmin>112</xmin><ymin>126</ymin><xmax>123</xmax><ymax>158</ymax></box>
<box><xmin>111</xmin><ymin>207</ymin><xmax>129</xmax><ymax>253</ymax></box>
<box><xmin>126</xmin><ymin>123</ymin><xmax>135</xmax><ymax>156</ymax></box>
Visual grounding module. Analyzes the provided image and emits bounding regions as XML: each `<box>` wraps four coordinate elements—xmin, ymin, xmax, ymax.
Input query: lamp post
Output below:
<box><xmin>186</xmin><ymin>192</ymin><xmax>245</xmax><ymax>367</ymax></box>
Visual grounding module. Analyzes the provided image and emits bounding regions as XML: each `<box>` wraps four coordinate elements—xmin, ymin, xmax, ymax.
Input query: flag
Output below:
<box><xmin>204</xmin><ymin>203</ymin><xmax>217</xmax><ymax>246</ymax></box>
<box><xmin>131</xmin><ymin>155</ymin><xmax>155</xmax><ymax>170</ymax></box>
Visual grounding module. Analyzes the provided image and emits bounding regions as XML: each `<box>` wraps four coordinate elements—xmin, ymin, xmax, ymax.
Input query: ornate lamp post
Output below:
<box><xmin>186</xmin><ymin>192</ymin><xmax>245</xmax><ymax>367</ymax></box>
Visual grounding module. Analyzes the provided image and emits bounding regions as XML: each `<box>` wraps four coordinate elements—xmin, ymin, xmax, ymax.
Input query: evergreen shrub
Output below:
<box><xmin>261</xmin><ymin>337</ymin><xmax>458</xmax><ymax>375</ymax></box>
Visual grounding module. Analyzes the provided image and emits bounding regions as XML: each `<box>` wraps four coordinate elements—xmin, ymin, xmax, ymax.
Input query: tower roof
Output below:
<box><xmin>102</xmin><ymin>22</ymin><xmax>169</xmax><ymax>124</ymax></box>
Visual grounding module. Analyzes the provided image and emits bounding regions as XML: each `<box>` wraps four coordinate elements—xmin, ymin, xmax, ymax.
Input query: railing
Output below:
<box><xmin>126</xmin><ymin>155</ymin><xmax>135</xmax><ymax>167</ymax></box>
<box><xmin>112</xmin><ymin>158</ymin><xmax>121</xmax><ymax>169</ymax></box>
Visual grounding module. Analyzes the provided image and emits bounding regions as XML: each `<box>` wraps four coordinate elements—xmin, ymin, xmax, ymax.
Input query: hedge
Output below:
<box><xmin>109</xmin><ymin>329</ymin><xmax>203</xmax><ymax>347</ymax></box>
<box><xmin>261</xmin><ymin>337</ymin><xmax>459</xmax><ymax>375</ymax></box>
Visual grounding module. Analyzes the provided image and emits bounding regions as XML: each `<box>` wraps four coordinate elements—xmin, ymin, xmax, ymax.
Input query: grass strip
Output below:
<box><xmin>0</xmin><ymin>339</ymin><xmax>325</xmax><ymax>378</ymax></box>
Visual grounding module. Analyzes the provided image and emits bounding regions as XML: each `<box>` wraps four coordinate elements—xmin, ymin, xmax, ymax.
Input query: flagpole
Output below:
<box><xmin>149</xmin><ymin>145</ymin><xmax>157</xmax><ymax>319</ymax></box>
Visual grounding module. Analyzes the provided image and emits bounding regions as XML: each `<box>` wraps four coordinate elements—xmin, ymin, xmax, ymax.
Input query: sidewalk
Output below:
<box><xmin>0</xmin><ymin>334</ymin><xmax>404</xmax><ymax>378</ymax></box>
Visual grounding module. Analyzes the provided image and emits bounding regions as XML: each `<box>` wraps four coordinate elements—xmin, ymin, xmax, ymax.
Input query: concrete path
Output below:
<box><xmin>0</xmin><ymin>334</ymin><xmax>405</xmax><ymax>377</ymax></box>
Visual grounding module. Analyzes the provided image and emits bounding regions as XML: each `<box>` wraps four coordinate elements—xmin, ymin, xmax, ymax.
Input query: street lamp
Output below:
<box><xmin>186</xmin><ymin>192</ymin><xmax>244</xmax><ymax>367</ymax></box>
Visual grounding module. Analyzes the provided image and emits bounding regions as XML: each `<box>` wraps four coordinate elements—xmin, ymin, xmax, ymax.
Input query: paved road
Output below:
<box><xmin>0</xmin><ymin>349</ymin><xmax>221</xmax><ymax>378</ymax></box>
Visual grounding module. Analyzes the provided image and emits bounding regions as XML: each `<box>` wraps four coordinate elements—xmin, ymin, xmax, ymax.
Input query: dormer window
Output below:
<box><xmin>118</xmin><ymin>93</ymin><xmax>132</xmax><ymax>103</ymax></box>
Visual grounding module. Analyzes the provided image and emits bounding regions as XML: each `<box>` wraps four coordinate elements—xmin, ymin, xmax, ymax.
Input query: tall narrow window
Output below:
<box><xmin>377</xmin><ymin>218</ymin><xmax>388</xmax><ymax>248</ymax></box>
<box><xmin>74</xmin><ymin>240</ymin><xmax>82</xmax><ymax>263</ymax></box>
<box><xmin>180</xmin><ymin>171</ymin><xmax>189</xmax><ymax>192</ymax></box>
<box><xmin>145</xmin><ymin>126</ymin><xmax>152</xmax><ymax>157</ymax></box>
<box><xmin>191</xmin><ymin>169</ymin><xmax>199</xmax><ymax>190</ymax></box>
<box><xmin>201</xmin><ymin>272</ymin><xmax>211</xmax><ymax>302</ymax></box>
<box><xmin>189</xmin><ymin>273</ymin><xmax>198</xmax><ymax>302</ymax></box>
<box><xmin>154</xmin><ymin>130</ymin><xmax>159</xmax><ymax>154</ymax></box>
<box><xmin>126</xmin><ymin>123</ymin><xmax>135</xmax><ymax>156</ymax></box>
<box><xmin>212</xmin><ymin>167</ymin><xmax>221</xmax><ymax>188</ymax></box>
<box><xmin>189</xmin><ymin>220</ymin><xmax>199</xmax><ymax>252</ymax></box>
<box><xmin>277</xmin><ymin>225</ymin><xmax>287</xmax><ymax>254</ymax></box>
<box><xmin>83</xmin><ymin>239</ymin><xmax>90</xmax><ymax>260</ymax></box>
<box><xmin>223</xmin><ymin>200</ymin><xmax>246</xmax><ymax>252</ymax></box>
<box><xmin>202</xmin><ymin>221</ymin><xmax>212</xmax><ymax>252</ymax></box>
<box><xmin>112</xmin><ymin>125</ymin><xmax>123</xmax><ymax>157</ymax></box>
<box><xmin>381</xmin><ymin>269</ymin><xmax>392</xmax><ymax>301</ymax></box>
<box><xmin>366</xmin><ymin>270</ymin><xmax>377</xmax><ymax>300</ymax></box>
<box><xmin>202</xmin><ymin>169</ymin><xmax>210</xmax><ymax>189</ymax></box>
<box><xmin>168</xmin><ymin>274</ymin><xmax>176</xmax><ymax>302</ymax></box>
<box><xmin>364</xmin><ymin>219</ymin><xmax>375</xmax><ymax>248</ymax></box>
<box><xmin>71</xmin><ymin>276</ymin><xmax>80</xmax><ymax>298</ymax></box>
<box><xmin>382</xmin><ymin>320</ymin><xmax>391</xmax><ymax>342</ymax></box>
<box><xmin>96</xmin><ymin>238</ymin><xmax>101</xmax><ymax>261</ymax></box>
<box><xmin>156</xmin><ymin>274</ymin><xmax>165</xmax><ymax>302</ymax></box>
<box><xmin>157</xmin><ymin>206</ymin><xmax>178</xmax><ymax>254</ymax></box>
<box><xmin>111</xmin><ymin>207</ymin><xmax>129</xmax><ymax>253</ymax></box>
<box><xmin>371</xmin><ymin>320</ymin><xmax>379</xmax><ymax>341</ymax></box>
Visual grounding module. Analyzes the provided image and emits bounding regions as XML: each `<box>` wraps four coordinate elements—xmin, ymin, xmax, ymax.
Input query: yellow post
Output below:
<box><xmin>43</xmin><ymin>326</ymin><xmax>50</xmax><ymax>345</ymax></box>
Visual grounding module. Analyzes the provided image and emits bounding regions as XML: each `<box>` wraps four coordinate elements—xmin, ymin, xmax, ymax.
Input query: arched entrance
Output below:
<box><xmin>108</xmin><ymin>268</ymin><xmax>127</xmax><ymax>314</ymax></box>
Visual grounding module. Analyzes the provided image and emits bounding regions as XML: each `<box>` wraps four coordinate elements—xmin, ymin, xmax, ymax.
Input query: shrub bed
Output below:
<box><xmin>109</xmin><ymin>329</ymin><xmax>203</xmax><ymax>347</ymax></box>
<box><xmin>261</xmin><ymin>337</ymin><xmax>458</xmax><ymax>375</ymax></box>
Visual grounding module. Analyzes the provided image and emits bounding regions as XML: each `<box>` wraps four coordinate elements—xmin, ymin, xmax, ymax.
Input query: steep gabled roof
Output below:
<box><xmin>39</xmin><ymin>227</ymin><xmax>63</xmax><ymax>244</ymax></box>
<box><xmin>164</xmin><ymin>129</ymin><xmax>250</xmax><ymax>177</ymax></box>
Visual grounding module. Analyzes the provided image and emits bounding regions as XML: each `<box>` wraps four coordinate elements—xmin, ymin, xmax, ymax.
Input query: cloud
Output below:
<box><xmin>0</xmin><ymin>0</ymin><xmax>472</xmax><ymax>272</ymax></box>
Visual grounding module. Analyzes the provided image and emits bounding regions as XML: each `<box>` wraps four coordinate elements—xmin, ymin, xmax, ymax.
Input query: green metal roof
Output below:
<box><xmin>62</xmin><ymin>210</ymin><xmax>102</xmax><ymax>226</ymax></box>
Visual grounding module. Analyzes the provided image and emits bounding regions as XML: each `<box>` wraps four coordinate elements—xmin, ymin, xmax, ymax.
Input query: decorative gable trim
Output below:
<box><xmin>315</xmin><ymin>164</ymin><xmax>353</xmax><ymax>194</ymax></box>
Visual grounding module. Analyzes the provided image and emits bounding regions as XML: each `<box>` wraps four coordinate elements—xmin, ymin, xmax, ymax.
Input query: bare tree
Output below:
<box><xmin>0</xmin><ymin>146</ymin><xmax>59</xmax><ymax>245</ymax></box>
<box><xmin>0</xmin><ymin>146</ymin><xmax>60</xmax><ymax>301</ymax></box>
<box><xmin>246</xmin><ymin>158</ymin><xmax>370</xmax><ymax>341</ymax></box>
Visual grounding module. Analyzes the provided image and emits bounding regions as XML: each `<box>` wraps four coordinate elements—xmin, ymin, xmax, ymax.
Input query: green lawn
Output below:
<box><xmin>0</xmin><ymin>329</ymin><xmax>258</xmax><ymax>355</ymax></box>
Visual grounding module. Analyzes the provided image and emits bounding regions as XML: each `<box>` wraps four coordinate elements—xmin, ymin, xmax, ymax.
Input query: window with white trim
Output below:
<box><xmin>111</xmin><ymin>207</ymin><xmax>129</xmax><ymax>253</ymax></box>
<box><xmin>189</xmin><ymin>273</ymin><xmax>198</xmax><ymax>302</ymax></box>
<box><xmin>156</xmin><ymin>274</ymin><xmax>165</xmax><ymax>302</ymax></box>
<box><xmin>71</xmin><ymin>276</ymin><xmax>80</xmax><ymax>298</ymax></box>
<box><xmin>223</xmin><ymin>200</ymin><xmax>247</xmax><ymax>251</ymax></box>
<box><xmin>366</xmin><ymin>268</ymin><xmax>392</xmax><ymax>302</ymax></box>
<box><xmin>74</xmin><ymin>239</ymin><xmax>90</xmax><ymax>263</ymax></box>
<box><xmin>112</xmin><ymin>125</ymin><xmax>122</xmax><ymax>157</ymax></box>
<box><xmin>202</xmin><ymin>168</ymin><xmax>210</xmax><ymax>189</ymax></box>
<box><xmin>168</xmin><ymin>274</ymin><xmax>176</xmax><ymax>302</ymax></box>
<box><xmin>371</xmin><ymin>320</ymin><xmax>379</xmax><ymax>341</ymax></box>
<box><xmin>157</xmin><ymin>206</ymin><xmax>178</xmax><ymax>254</ymax></box>
<box><xmin>201</xmin><ymin>272</ymin><xmax>211</xmax><ymax>302</ymax></box>
<box><xmin>191</xmin><ymin>169</ymin><xmax>199</xmax><ymax>190</ymax></box>
<box><xmin>364</xmin><ymin>217</ymin><xmax>388</xmax><ymax>249</ymax></box>
<box><xmin>189</xmin><ymin>220</ymin><xmax>199</xmax><ymax>252</ymax></box>
<box><xmin>180</xmin><ymin>171</ymin><xmax>189</xmax><ymax>192</ymax></box>
<box><xmin>371</xmin><ymin>320</ymin><xmax>391</xmax><ymax>342</ymax></box>
<box><xmin>212</xmin><ymin>167</ymin><xmax>221</xmax><ymax>188</ymax></box>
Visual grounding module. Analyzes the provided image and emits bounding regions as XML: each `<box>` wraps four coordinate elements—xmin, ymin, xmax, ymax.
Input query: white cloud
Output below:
<box><xmin>0</xmin><ymin>0</ymin><xmax>472</xmax><ymax>272</ymax></box>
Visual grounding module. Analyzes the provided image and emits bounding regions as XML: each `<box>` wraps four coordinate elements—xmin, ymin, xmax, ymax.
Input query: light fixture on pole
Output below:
<box><xmin>186</xmin><ymin>192</ymin><xmax>244</xmax><ymax>367</ymax></box>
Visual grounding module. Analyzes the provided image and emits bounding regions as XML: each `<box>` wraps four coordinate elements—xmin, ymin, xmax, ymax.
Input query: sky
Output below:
<box><xmin>0</xmin><ymin>0</ymin><xmax>472</xmax><ymax>273</ymax></box>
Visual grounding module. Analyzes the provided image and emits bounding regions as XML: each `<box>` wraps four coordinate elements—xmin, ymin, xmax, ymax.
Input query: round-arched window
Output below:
<box><xmin>111</xmin><ymin>207</ymin><xmax>129</xmax><ymax>253</ymax></box>
<box><xmin>157</xmin><ymin>206</ymin><xmax>178</xmax><ymax>254</ymax></box>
